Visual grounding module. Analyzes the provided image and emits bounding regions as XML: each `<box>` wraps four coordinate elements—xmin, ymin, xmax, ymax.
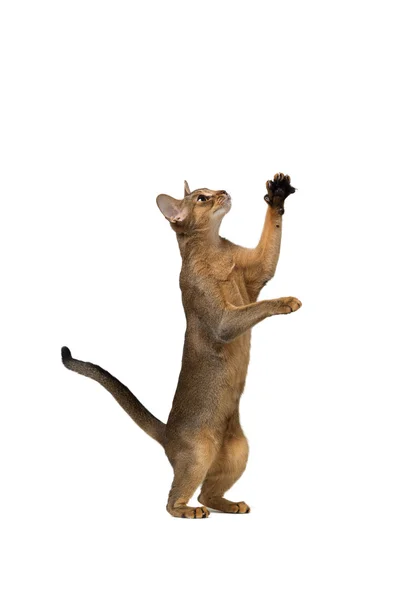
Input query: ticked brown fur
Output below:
<box><xmin>62</xmin><ymin>173</ymin><xmax>301</xmax><ymax>519</ymax></box>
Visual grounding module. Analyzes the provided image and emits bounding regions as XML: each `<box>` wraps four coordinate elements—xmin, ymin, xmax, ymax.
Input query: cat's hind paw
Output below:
<box><xmin>167</xmin><ymin>505</ymin><xmax>210</xmax><ymax>519</ymax></box>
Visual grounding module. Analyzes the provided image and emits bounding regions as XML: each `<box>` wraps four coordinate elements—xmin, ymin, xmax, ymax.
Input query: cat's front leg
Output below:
<box><xmin>218</xmin><ymin>297</ymin><xmax>301</xmax><ymax>343</ymax></box>
<box><xmin>244</xmin><ymin>173</ymin><xmax>296</xmax><ymax>294</ymax></box>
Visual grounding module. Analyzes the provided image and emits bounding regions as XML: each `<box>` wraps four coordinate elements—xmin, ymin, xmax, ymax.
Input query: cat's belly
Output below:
<box><xmin>168</xmin><ymin>330</ymin><xmax>251</xmax><ymax>429</ymax></box>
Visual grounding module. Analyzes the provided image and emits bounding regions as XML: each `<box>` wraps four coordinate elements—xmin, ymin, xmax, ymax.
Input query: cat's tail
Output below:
<box><xmin>61</xmin><ymin>347</ymin><xmax>166</xmax><ymax>447</ymax></box>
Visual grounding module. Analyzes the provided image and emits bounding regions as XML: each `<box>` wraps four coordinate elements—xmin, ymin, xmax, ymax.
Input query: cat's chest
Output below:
<box><xmin>181</xmin><ymin>254</ymin><xmax>249</xmax><ymax>306</ymax></box>
<box><xmin>209</xmin><ymin>255</ymin><xmax>237</xmax><ymax>282</ymax></box>
<box><xmin>219</xmin><ymin>270</ymin><xmax>249</xmax><ymax>306</ymax></box>
<box><xmin>208</xmin><ymin>258</ymin><xmax>249</xmax><ymax>306</ymax></box>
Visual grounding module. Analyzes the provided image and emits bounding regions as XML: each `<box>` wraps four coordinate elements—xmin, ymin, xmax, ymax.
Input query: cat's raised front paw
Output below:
<box><xmin>280</xmin><ymin>296</ymin><xmax>302</xmax><ymax>314</ymax></box>
<box><xmin>264</xmin><ymin>173</ymin><xmax>296</xmax><ymax>214</ymax></box>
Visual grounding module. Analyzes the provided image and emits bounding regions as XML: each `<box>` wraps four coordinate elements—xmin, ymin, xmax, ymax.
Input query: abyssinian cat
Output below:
<box><xmin>62</xmin><ymin>172</ymin><xmax>301</xmax><ymax>518</ymax></box>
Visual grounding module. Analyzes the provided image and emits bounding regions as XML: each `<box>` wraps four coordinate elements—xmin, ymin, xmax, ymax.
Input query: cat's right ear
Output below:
<box><xmin>156</xmin><ymin>194</ymin><xmax>188</xmax><ymax>224</ymax></box>
<box><xmin>184</xmin><ymin>180</ymin><xmax>191</xmax><ymax>197</ymax></box>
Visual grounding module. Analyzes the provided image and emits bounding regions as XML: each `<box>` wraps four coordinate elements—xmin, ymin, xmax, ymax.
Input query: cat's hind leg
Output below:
<box><xmin>198</xmin><ymin>428</ymin><xmax>250</xmax><ymax>514</ymax></box>
<box><xmin>166</xmin><ymin>435</ymin><xmax>216</xmax><ymax>519</ymax></box>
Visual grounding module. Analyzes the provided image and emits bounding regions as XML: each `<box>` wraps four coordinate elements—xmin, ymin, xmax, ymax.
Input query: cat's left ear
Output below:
<box><xmin>184</xmin><ymin>180</ymin><xmax>191</xmax><ymax>197</ymax></box>
<box><xmin>156</xmin><ymin>194</ymin><xmax>188</xmax><ymax>223</ymax></box>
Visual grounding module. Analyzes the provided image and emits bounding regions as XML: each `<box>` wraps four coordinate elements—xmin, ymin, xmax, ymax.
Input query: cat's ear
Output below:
<box><xmin>156</xmin><ymin>194</ymin><xmax>188</xmax><ymax>223</ymax></box>
<box><xmin>184</xmin><ymin>180</ymin><xmax>191</xmax><ymax>197</ymax></box>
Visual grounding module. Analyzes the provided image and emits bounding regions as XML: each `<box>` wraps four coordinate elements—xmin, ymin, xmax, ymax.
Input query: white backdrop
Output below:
<box><xmin>1</xmin><ymin>1</ymin><xmax>399</xmax><ymax>598</ymax></box>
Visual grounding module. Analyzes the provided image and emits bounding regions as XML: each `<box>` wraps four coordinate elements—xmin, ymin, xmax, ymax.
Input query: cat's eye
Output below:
<box><xmin>197</xmin><ymin>195</ymin><xmax>208</xmax><ymax>202</ymax></box>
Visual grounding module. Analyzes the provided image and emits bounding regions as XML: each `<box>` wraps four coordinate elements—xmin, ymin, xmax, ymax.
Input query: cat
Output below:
<box><xmin>62</xmin><ymin>172</ymin><xmax>301</xmax><ymax>518</ymax></box>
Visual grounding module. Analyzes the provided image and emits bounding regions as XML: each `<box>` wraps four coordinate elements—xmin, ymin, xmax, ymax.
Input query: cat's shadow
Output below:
<box><xmin>207</xmin><ymin>508</ymin><xmax>251</xmax><ymax>515</ymax></box>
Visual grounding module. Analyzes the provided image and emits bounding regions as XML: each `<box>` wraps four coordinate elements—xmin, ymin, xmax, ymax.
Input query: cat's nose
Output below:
<box><xmin>217</xmin><ymin>190</ymin><xmax>231</xmax><ymax>203</ymax></box>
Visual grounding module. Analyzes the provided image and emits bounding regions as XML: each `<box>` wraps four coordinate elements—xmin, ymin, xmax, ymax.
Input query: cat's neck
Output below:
<box><xmin>176</xmin><ymin>226</ymin><xmax>222</xmax><ymax>259</ymax></box>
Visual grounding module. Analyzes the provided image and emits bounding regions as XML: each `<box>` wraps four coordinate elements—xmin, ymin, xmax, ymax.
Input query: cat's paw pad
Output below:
<box><xmin>264</xmin><ymin>173</ymin><xmax>296</xmax><ymax>214</ymax></box>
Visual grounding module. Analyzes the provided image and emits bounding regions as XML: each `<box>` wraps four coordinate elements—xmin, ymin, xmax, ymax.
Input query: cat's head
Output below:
<box><xmin>156</xmin><ymin>181</ymin><xmax>231</xmax><ymax>234</ymax></box>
